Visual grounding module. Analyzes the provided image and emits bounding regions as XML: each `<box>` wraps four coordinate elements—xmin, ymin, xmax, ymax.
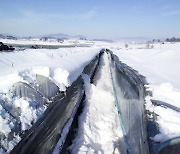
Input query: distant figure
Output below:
<box><xmin>12</xmin><ymin>63</ymin><xmax>14</xmax><ymax>67</ymax></box>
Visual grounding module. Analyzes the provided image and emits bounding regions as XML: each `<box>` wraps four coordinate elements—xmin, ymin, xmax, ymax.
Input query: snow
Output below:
<box><xmin>0</xmin><ymin>37</ymin><xmax>180</xmax><ymax>151</ymax></box>
<box><xmin>151</xmin><ymin>83</ymin><xmax>180</xmax><ymax>108</ymax></box>
<box><xmin>0</xmin><ymin>46</ymin><xmax>101</xmax><ymax>153</ymax></box>
<box><xmin>0</xmin><ymin>113</ymin><xmax>11</xmax><ymax>136</ymax></box>
<box><xmin>70</xmin><ymin>53</ymin><xmax>122</xmax><ymax>153</ymax></box>
<box><xmin>111</xmin><ymin>42</ymin><xmax>180</xmax><ymax>142</ymax></box>
<box><xmin>13</xmin><ymin>98</ymin><xmax>46</xmax><ymax>131</ymax></box>
<box><xmin>0</xmin><ymin>38</ymin><xmax>63</xmax><ymax>46</ymax></box>
<box><xmin>52</xmin><ymin>68</ymin><xmax>69</xmax><ymax>91</ymax></box>
<box><xmin>32</xmin><ymin>67</ymin><xmax>50</xmax><ymax>77</ymax></box>
<box><xmin>113</xmin><ymin>43</ymin><xmax>180</xmax><ymax>90</ymax></box>
<box><xmin>146</xmin><ymin>97</ymin><xmax>180</xmax><ymax>142</ymax></box>
<box><xmin>0</xmin><ymin>73</ymin><xmax>21</xmax><ymax>93</ymax></box>
<box><xmin>0</xmin><ymin>38</ymin><xmax>93</xmax><ymax>47</ymax></box>
<box><xmin>0</xmin><ymin>47</ymin><xmax>100</xmax><ymax>92</ymax></box>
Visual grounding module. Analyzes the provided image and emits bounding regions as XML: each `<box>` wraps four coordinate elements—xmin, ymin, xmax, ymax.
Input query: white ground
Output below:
<box><xmin>70</xmin><ymin>53</ymin><xmax>122</xmax><ymax>154</ymax></box>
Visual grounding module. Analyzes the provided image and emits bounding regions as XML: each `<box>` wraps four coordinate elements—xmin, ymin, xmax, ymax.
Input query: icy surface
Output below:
<box><xmin>112</xmin><ymin>42</ymin><xmax>180</xmax><ymax>142</ymax></box>
<box><xmin>70</xmin><ymin>53</ymin><xmax>122</xmax><ymax>153</ymax></box>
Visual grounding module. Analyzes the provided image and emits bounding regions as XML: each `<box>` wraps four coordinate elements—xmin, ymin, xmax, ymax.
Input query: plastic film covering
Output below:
<box><xmin>109</xmin><ymin>51</ymin><xmax>149</xmax><ymax>154</ymax></box>
<box><xmin>12</xmin><ymin>74</ymin><xmax>60</xmax><ymax>104</ymax></box>
<box><xmin>12</xmin><ymin>82</ymin><xmax>46</xmax><ymax>105</ymax></box>
<box><xmin>34</xmin><ymin>75</ymin><xmax>60</xmax><ymax>99</ymax></box>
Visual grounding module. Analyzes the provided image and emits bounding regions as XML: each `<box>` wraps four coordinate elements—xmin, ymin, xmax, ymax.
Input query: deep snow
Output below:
<box><xmin>70</xmin><ymin>53</ymin><xmax>123</xmax><ymax>153</ymax></box>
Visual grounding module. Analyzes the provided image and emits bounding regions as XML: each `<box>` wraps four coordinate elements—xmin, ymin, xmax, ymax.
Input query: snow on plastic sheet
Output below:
<box><xmin>70</xmin><ymin>53</ymin><xmax>122</xmax><ymax>154</ymax></box>
<box><xmin>0</xmin><ymin>47</ymin><xmax>100</xmax><ymax>92</ymax></box>
<box><xmin>13</xmin><ymin>98</ymin><xmax>46</xmax><ymax>131</ymax></box>
<box><xmin>111</xmin><ymin>42</ymin><xmax>180</xmax><ymax>142</ymax></box>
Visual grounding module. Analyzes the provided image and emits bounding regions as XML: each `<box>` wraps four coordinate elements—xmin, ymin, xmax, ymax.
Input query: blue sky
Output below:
<box><xmin>0</xmin><ymin>0</ymin><xmax>180</xmax><ymax>39</ymax></box>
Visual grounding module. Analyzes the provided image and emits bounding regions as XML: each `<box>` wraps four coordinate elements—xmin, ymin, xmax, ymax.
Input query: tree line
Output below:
<box><xmin>166</xmin><ymin>37</ymin><xmax>180</xmax><ymax>42</ymax></box>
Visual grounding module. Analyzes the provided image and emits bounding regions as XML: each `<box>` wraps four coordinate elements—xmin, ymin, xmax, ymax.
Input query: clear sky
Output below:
<box><xmin>0</xmin><ymin>0</ymin><xmax>180</xmax><ymax>39</ymax></box>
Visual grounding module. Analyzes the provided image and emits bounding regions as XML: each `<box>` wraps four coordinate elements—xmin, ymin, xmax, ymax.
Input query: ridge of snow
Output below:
<box><xmin>70</xmin><ymin>53</ymin><xmax>122</xmax><ymax>153</ymax></box>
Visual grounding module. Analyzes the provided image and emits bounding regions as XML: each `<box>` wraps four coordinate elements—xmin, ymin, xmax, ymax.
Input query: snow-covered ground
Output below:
<box><xmin>0</xmin><ymin>37</ymin><xmax>180</xmax><ymax>152</ymax></box>
<box><xmin>0</xmin><ymin>38</ymin><xmax>93</xmax><ymax>46</ymax></box>
<box><xmin>70</xmin><ymin>53</ymin><xmax>123</xmax><ymax>153</ymax></box>
<box><xmin>0</xmin><ymin>46</ymin><xmax>100</xmax><ymax>152</ymax></box>
<box><xmin>111</xmin><ymin>42</ymin><xmax>180</xmax><ymax>142</ymax></box>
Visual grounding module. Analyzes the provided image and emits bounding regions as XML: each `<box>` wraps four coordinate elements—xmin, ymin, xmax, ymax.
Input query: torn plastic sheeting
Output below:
<box><xmin>12</xmin><ymin>74</ymin><xmax>60</xmax><ymax>104</ymax></box>
<box><xmin>34</xmin><ymin>75</ymin><xmax>60</xmax><ymax>99</ymax></box>
<box><xmin>12</xmin><ymin>82</ymin><xmax>46</xmax><ymax>105</ymax></box>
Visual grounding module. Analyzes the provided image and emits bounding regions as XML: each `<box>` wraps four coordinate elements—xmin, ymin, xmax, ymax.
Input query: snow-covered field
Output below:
<box><xmin>0</xmin><ymin>38</ymin><xmax>93</xmax><ymax>47</ymax></box>
<box><xmin>111</xmin><ymin>42</ymin><xmax>180</xmax><ymax>142</ymax></box>
<box><xmin>0</xmin><ymin>37</ymin><xmax>180</xmax><ymax>152</ymax></box>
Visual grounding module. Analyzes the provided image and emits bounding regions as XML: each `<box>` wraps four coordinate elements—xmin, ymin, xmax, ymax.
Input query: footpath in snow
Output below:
<box><xmin>70</xmin><ymin>53</ymin><xmax>124</xmax><ymax>153</ymax></box>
